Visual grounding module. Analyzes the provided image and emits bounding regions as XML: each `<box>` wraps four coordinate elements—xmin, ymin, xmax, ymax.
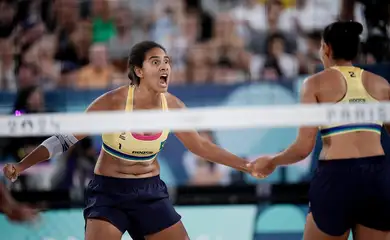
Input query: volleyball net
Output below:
<box><xmin>1</xmin><ymin>102</ymin><xmax>389</xmax><ymax>137</ymax></box>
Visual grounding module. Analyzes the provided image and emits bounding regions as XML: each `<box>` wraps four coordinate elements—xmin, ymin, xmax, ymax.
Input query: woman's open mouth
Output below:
<box><xmin>159</xmin><ymin>74</ymin><xmax>168</xmax><ymax>87</ymax></box>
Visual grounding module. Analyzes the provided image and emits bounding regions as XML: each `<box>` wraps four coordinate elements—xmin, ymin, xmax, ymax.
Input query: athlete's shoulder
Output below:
<box><xmin>306</xmin><ymin>68</ymin><xmax>342</xmax><ymax>86</ymax></box>
<box><xmin>86</xmin><ymin>85</ymin><xmax>128</xmax><ymax>112</ymax></box>
<box><xmin>315</xmin><ymin>67</ymin><xmax>341</xmax><ymax>79</ymax></box>
<box><xmin>302</xmin><ymin>71</ymin><xmax>324</xmax><ymax>88</ymax></box>
<box><xmin>164</xmin><ymin>92</ymin><xmax>186</xmax><ymax>109</ymax></box>
<box><xmin>299</xmin><ymin>70</ymin><xmax>334</xmax><ymax>98</ymax></box>
<box><xmin>362</xmin><ymin>69</ymin><xmax>388</xmax><ymax>84</ymax></box>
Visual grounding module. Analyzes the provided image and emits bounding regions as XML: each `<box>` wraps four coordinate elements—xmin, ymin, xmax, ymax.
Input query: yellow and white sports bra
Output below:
<box><xmin>101</xmin><ymin>86</ymin><xmax>170</xmax><ymax>161</ymax></box>
<box><xmin>319</xmin><ymin>66</ymin><xmax>383</xmax><ymax>138</ymax></box>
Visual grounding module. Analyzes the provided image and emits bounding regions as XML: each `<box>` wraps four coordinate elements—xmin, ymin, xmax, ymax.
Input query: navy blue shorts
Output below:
<box><xmin>309</xmin><ymin>155</ymin><xmax>390</xmax><ymax>236</ymax></box>
<box><xmin>84</xmin><ymin>174</ymin><xmax>181</xmax><ymax>239</ymax></box>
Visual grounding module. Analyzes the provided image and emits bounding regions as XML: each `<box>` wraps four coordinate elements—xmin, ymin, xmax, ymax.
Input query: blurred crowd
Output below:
<box><xmin>0</xmin><ymin>0</ymin><xmax>388</xmax><ymax>92</ymax></box>
<box><xmin>0</xmin><ymin>0</ymin><xmax>389</xmax><ymax>190</ymax></box>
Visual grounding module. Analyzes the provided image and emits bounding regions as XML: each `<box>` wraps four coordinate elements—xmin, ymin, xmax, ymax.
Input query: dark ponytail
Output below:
<box><xmin>322</xmin><ymin>21</ymin><xmax>363</xmax><ymax>60</ymax></box>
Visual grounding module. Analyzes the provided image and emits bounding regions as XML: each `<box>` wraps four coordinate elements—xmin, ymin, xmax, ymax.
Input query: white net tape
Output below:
<box><xmin>0</xmin><ymin>102</ymin><xmax>389</xmax><ymax>137</ymax></box>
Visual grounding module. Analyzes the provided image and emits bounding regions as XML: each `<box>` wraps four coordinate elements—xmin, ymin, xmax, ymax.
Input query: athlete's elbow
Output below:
<box><xmin>296</xmin><ymin>151</ymin><xmax>310</xmax><ymax>161</ymax></box>
<box><xmin>295</xmin><ymin>145</ymin><xmax>313</xmax><ymax>160</ymax></box>
<box><xmin>188</xmin><ymin>138</ymin><xmax>211</xmax><ymax>158</ymax></box>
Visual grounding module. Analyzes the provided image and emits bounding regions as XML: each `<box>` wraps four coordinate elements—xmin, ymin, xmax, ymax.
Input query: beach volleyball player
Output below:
<box><xmin>3</xmin><ymin>41</ymin><xmax>259</xmax><ymax>240</ymax></box>
<box><xmin>249</xmin><ymin>21</ymin><xmax>390</xmax><ymax>240</ymax></box>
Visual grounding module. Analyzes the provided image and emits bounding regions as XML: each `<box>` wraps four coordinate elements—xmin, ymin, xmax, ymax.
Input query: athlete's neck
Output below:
<box><xmin>330</xmin><ymin>60</ymin><xmax>353</xmax><ymax>67</ymax></box>
<box><xmin>133</xmin><ymin>84</ymin><xmax>161</xmax><ymax>109</ymax></box>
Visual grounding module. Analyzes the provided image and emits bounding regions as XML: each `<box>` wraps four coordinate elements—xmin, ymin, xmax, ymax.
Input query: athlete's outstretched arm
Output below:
<box><xmin>166</xmin><ymin>94</ymin><xmax>250</xmax><ymax>173</ymax></box>
<box><xmin>271</xmin><ymin>77</ymin><xmax>319</xmax><ymax>166</ymax></box>
<box><xmin>3</xmin><ymin>91</ymin><xmax>112</xmax><ymax>181</ymax></box>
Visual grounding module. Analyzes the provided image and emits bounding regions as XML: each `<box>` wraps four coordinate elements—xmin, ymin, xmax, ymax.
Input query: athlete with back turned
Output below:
<box><xmin>249</xmin><ymin>21</ymin><xmax>390</xmax><ymax>240</ymax></box>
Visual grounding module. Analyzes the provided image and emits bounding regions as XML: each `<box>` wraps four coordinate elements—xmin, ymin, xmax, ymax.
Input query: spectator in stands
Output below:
<box><xmin>293</xmin><ymin>0</ymin><xmax>361</xmax><ymax>56</ymax></box>
<box><xmin>12</xmin><ymin>85</ymin><xmax>46</xmax><ymax>116</ymax></box>
<box><xmin>300</xmin><ymin>31</ymin><xmax>322</xmax><ymax>74</ymax></box>
<box><xmin>75</xmin><ymin>44</ymin><xmax>114</xmax><ymax>89</ymax></box>
<box><xmin>17</xmin><ymin>16</ymin><xmax>46</xmax><ymax>56</ymax></box>
<box><xmin>266</xmin><ymin>0</ymin><xmax>284</xmax><ymax>35</ymax></box>
<box><xmin>92</xmin><ymin>0</ymin><xmax>116</xmax><ymax>43</ymax></box>
<box><xmin>150</xmin><ymin>0</ymin><xmax>184</xmax><ymax>54</ymax></box>
<box><xmin>54</xmin><ymin>0</ymin><xmax>79</xmax><ymax>33</ymax></box>
<box><xmin>183</xmin><ymin>131</ymin><xmax>232</xmax><ymax>186</ymax></box>
<box><xmin>249</xmin><ymin>33</ymin><xmax>298</xmax><ymax>81</ymax></box>
<box><xmin>247</xmin><ymin>0</ymin><xmax>297</xmax><ymax>58</ymax></box>
<box><xmin>17</xmin><ymin>63</ymin><xmax>40</xmax><ymax>89</ymax></box>
<box><xmin>340</xmin><ymin>0</ymin><xmax>387</xmax><ymax>51</ymax></box>
<box><xmin>13</xmin><ymin>86</ymin><xmax>47</xmax><ymax>121</ymax></box>
<box><xmin>186</xmin><ymin>43</ymin><xmax>211</xmax><ymax>84</ymax></box>
<box><xmin>277</xmin><ymin>0</ymin><xmax>299</xmax><ymax>34</ymax></box>
<box><xmin>68</xmin><ymin>21</ymin><xmax>93</xmax><ymax>66</ymax></box>
<box><xmin>0</xmin><ymin>1</ymin><xmax>18</xmax><ymax>40</ymax></box>
<box><xmin>231</xmin><ymin>0</ymin><xmax>267</xmax><ymax>33</ymax></box>
<box><xmin>168</xmin><ymin>13</ymin><xmax>200</xmax><ymax>85</ymax></box>
<box><xmin>39</xmin><ymin>0</ymin><xmax>58</xmax><ymax>33</ymax></box>
<box><xmin>3</xmin><ymin>86</ymin><xmax>49</xmax><ymax>190</ymax></box>
<box><xmin>0</xmin><ymin>39</ymin><xmax>17</xmax><ymax>91</ymax></box>
<box><xmin>106</xmin><ymin>6</ymin><xmax>145</xmax><ymax>74</ymax></box>
<box><xmin>294</xmin><ymin>0</ymin><xmax>339</xmax><ymax>33</ymax></box>
<box><xmin>59</xmin><ymin>62</ymin><xmax>79</xmax><ymax>88</ymax></box>
<box><xmin>54</xmin><ymin>0</ymin><xmax>87</xmax><ymax>67</ymax></box>
<box><xmin>212</xmin><ymin>56</ymin><xmax>247</xmax><ymax>84</ymax></box>
<box><xmin>23</xmin><ymin>35</ymin><xmax>61</xmax><ymax>90</ymax></box>
<box><xmin>35</xmin><ymin>36</ymin><xmax>61</xmax><ymax>90</ymax></box>
<box><xmin>208</xmin><ymin>12</ymin><xmax>247</xmax><ymax>84</ymax></box>
<box><xmin>260</xmin><ymin>58</ymin><xmax>284</xmax><ymax>81</ymax></box>
<box><xmin>185</xmin><ymin>0</ymin><xmax>214</xmax><ymax>42</ymax></box>
<box><xmin>180</xmin><ymin>13</ymin><xmax>199</xmax><ymax>52</ymax></box>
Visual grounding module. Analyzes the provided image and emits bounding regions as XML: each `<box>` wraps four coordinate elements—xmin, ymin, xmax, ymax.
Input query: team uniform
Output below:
<box><xmin>309</xmin><ymin>66</ymin><xmax>390</xmax><ymax>236</ymax></box>
<box><xmin>83</xmin><ymin>86</ymin><xmax>180</xmax><ymax>239</ymax></box>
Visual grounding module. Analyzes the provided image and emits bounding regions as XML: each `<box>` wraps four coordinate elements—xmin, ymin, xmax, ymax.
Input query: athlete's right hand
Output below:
<box><xmin>246</xmin><ymin>155</ymin><xmax>276</xmax><ymax>179</ymax></box>
<box><xmin>3</xmin><ymin>164</ymin><xmax>20</xmax><ymax>182</ymax></box>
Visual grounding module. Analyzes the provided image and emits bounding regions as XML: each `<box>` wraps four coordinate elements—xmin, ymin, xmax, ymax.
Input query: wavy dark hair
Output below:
<box><xmin>127</xmin><ymin>41</ymin><xmax>166</xmax><ymax>85</ymax></box>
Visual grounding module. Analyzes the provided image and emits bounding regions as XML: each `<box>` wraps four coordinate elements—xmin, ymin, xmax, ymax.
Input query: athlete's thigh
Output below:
<box><xmin>85</xmin><ymin>218</ymin><xmax>123</xmax><ymax>240</ymax></box>
<box><xmin>145</xmin><ymin>220</ymin><xmax>189</xmax><ymax>240</ymax></box>
<box><xmin>129</xmin><ymin>179</ymin><xmax>183</xmax><ymax>238</ymax></box>
<box><xmin>308</xmin><ymin>171</ymin><xmax>354</xmax><ymax>236</ymax></box>
<box><xmin>353</xmin><ymin>224</ymin><xmax>390</xmax><ymax>240</ymax></box>
<box><xmin>303</xmin><ymin>213</ymin><xmax>350</xmax><ymax>240</ymax></box>
<box><xmin>357</xmin><ymin>158</ymin><xmax>390</xmax><ymax>233</ymax></box>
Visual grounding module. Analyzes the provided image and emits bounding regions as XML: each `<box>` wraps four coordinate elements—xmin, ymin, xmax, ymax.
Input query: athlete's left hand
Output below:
<box><xmin>246</xmin><ymin>155</ymin><xmax>276</xmax><ymax>179</ymax></box>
